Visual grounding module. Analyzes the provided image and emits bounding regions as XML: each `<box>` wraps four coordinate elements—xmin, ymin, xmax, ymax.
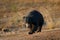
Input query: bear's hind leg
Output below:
<box><xmin>37</xmin><ymin>25</ymin><xmax>42</xmax><ymax>32</ymax></box>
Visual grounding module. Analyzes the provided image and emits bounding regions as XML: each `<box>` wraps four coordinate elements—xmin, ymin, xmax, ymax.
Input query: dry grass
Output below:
<box><xmin>0</xmin><ymin>0</ymin><xmax>60</xmax><ymax>29</ymax></box>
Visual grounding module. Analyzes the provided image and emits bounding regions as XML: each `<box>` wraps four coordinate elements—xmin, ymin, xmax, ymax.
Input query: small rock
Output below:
<box><xmin>3</xmin><ymin>29</ymin><xmax>10</xmax><ymax>32</ymax></box>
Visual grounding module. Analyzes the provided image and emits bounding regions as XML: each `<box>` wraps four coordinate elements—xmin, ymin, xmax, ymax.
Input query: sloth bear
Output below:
<box><xmin>23</xmin><ymin>10</ymin><xmax>44</xmax><ymax>34</ymax></box>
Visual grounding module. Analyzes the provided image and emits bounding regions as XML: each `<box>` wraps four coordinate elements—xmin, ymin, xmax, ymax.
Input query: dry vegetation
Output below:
<box><xmin>0</xmin><ymin>0</ymin><xmax>60</xmax><ymax>40</ymax></box>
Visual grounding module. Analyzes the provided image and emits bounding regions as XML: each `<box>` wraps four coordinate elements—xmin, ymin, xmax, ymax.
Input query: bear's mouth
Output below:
<box><xmin>25</xmin><ymin>23</ymin><xmax>29</xmax><ymax>28</ymax></box>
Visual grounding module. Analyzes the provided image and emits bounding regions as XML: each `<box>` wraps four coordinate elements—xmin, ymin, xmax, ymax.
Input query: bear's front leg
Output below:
<box><xmin>29</xmin><ymin>24</ymin><xmax>38</xmax><ymax>34</ymax></box>
<box><xmin>28</xmin><ymin>24</ymin><xmax>34</xmax><ymax>34</ymax></box>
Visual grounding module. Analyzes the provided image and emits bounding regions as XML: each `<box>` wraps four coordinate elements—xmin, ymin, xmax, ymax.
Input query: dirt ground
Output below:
<box><xmin>0</xmin><ymin>28</ymin><xmax>60</xmax><ymax>40</ymax></box>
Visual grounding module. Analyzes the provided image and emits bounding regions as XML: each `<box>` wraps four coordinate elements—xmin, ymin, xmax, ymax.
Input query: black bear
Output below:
<box><xmin>23</xmin><ymin>10</ymin><xmax>44</xmax><ymax>34</ymax></box>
